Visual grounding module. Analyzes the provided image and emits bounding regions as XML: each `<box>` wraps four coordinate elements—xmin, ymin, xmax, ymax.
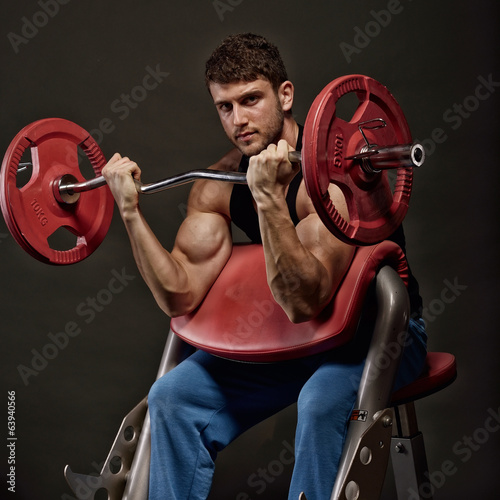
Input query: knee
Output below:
<box><xmin>148</xmin><ymin>372</ymin><xmax>183</xmax><ymax>419</ymax></box>
<box><xmin>148</xmin><ymin>376</ymin><xmax>165</xmax><ymax>409</ymax></box>
<box><xmin>297</xmin><ymin>385</ymin><xmax>357</xmax><ymax>428</ymax></box>
<box><xmin>297</xmin><ymin>391</ymin><xmax>334</xmax><ymax>423</ymax></box>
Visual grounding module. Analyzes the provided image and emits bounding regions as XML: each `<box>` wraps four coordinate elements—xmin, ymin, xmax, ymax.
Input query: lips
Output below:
<box><xmin>236</xmin><ymin>131</ymin><xmax>256</xmax><ymax>142</ymax></box>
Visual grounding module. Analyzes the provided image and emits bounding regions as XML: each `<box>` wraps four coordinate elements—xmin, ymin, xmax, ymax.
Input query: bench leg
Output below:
<box><xmin>391</xmin><ymin>402</ymin><xmax>432</xmax><ymax>500</ymax></box>
<box><xmin>330</xmin><ymin>266</ymin><xmax>410</xmax><ymax>500</ymax></box>
<box><xmin>64</xmin><ymin>330</ymin><xmax>194</xmax><ymax>500</ymax></box>
<box><xmin>122</xmin><ymin>331</ymin><xmax>194</xmax><ymax>499</ymax></box>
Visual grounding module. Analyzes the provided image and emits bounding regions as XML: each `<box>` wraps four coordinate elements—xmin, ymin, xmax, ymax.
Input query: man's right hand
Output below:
<box><xmin>101</xmin><ymin>153</ymin><xmax>142</xmax><ymax>218</ymax></box>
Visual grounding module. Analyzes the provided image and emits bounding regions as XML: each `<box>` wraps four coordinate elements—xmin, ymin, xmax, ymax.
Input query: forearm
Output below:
<box><xmin>256</xmin><ymin>196</ymin><xmax>332</xmax><ymax>323</ymax></box>
<box><xmin>120</xmin><ymin>207</ymin><xmax>193</xmax><ymax>316</ymax></box>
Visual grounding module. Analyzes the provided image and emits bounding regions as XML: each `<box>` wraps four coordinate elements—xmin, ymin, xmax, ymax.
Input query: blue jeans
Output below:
<box><xmin>148</xmin><ymin>317</ymin><xmax>427</xmax><ymax>500</ymax></box>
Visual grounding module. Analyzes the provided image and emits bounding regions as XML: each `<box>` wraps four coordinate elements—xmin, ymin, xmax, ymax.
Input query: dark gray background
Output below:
<box><xmin>1</xmin><ymin>0</ymin><xmax>498</xmax><ymax>499</ymax></box>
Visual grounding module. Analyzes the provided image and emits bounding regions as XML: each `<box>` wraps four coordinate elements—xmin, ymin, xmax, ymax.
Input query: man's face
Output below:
<box><xmin>209</xmin><ymin>78</ymin><xmax>285</xmax><ymax>157</ymax></box>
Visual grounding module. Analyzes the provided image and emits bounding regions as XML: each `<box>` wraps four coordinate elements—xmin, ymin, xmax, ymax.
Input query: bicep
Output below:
<box><xmin>296</xmin><ymin>216</ymin><xmax>354</xmax><ymax>291</ymax></box>
<box><xmin>171</xmin><ymin>208</ymin><xmax>233</xmax><ymax>309</ymax></box>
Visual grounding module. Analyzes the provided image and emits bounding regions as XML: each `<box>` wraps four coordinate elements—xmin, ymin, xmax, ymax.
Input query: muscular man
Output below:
<box><xmin>102</xmin><ymin>33</ymin><xmax>427</xmax><ymax>500</ymax></box>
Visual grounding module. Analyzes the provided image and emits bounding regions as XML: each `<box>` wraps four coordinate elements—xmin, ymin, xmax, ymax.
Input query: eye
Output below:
<box><xmin>218</xmin><ymin>103</ymin><xmax>232</xmax><ymax>112</ymax></box>
<box><xmin>244</xmin><ymin>95</ymin><xmax>258</xmax><ymax>105</ymax></box>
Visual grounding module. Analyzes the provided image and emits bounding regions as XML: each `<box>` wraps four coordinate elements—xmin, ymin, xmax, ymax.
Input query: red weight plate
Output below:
<box><xmin>0</xmin><ymin>118</ymin><xmax>114</xmax><ymax>265</ymax></box>
<box><xmin>302</xmin><ymin>75</ymin><xmax>413</xmax><ymax>245</ymax></box>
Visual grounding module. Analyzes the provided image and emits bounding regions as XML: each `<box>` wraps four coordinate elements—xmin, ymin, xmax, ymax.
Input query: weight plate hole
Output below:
<box><xmin>388</xmin><ymin>169</ymin><xmax>397</xmax><ymax>193</ymax></box>
<box><xmin>47</xmin><ymin>227</ymin><xmax>79</xmax><ymax>251</ymax></box>
<box><xmin>334</xmin><ymin>92</ymin><xmax>360</xmax><ymax>123</ymax></box>
<box><xmin>78</xmin><ymin>145</ymin><xmax>97</xmax><ymax>180</ymax></box>
<box><xmin>16</xmin><ymin>149</ymin><xmax>33</xmax><ymax>189</ymax></box>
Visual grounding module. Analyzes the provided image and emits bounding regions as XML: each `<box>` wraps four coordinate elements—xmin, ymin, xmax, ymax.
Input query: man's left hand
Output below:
<box><xmin>247</xmin><ymin>139</ymin><xmax>299</xmax><ymax>205</ymax></box>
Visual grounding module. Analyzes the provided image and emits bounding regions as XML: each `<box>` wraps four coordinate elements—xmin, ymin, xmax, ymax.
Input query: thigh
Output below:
<box><xmin>151</xmin><ymin>350</ymin><xmax>319</xmax><ymax>445</ymax></box>
<box><xmin>297</xmin><ymin>352</ymin><xmax>365</xmax><ymax>417</ymax></box>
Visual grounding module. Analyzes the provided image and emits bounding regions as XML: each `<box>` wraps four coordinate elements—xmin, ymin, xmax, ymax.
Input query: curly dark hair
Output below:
<box><xmin>205</xmin><ymin>33</ymin><xmax>288</xmax><ymax>91</ymax></box>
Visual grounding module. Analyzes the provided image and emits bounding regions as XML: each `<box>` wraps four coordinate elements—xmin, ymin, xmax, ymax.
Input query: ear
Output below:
<box><xmin>278</xmin><ymin>81</ymin><xmax>294</xmax><ymax>112</ymax></box>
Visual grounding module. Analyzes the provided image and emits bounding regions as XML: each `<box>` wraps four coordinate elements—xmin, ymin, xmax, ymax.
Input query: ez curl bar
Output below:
<box><xmin>0</xmin><ymin>74</ymin><xmax>425</xmax><ymax>265</ymax></box>
<box><xmin>55</xmin><ymin>140</ymin><xmax>423</xmax><ymax>202</ymax></box>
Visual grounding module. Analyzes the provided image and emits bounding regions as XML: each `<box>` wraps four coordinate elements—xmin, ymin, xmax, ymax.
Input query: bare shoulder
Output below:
<box><xmin>187</xmin><ymin>148</ymin><xmax>242</xmax><ymax>218</ymax></box>
<box><xmin>209</xmin><ymin>148</ymin><xmax>242</xmax><ymax>172</ymax></box>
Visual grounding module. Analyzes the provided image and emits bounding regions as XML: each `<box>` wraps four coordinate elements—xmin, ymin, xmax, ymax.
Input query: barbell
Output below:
<box><xmin>0</xmin><ymin>74</ymin><xmax>424</xmax><ymax>265</ymax></box>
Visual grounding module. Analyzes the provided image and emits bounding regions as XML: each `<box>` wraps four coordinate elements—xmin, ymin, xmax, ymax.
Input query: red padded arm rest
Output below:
<box><xmin>171</xmin><ymin>241</ymin><xmax>409</xmax><ymax>362</ymax></box>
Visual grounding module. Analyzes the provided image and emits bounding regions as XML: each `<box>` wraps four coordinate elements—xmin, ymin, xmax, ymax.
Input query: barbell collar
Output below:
<box><xmin>347</xmin><ymin>143</ymin><xmax>425</xmax><ymax>173</ymax></box>
<box><xmin>370</xmin><ymin>143</ymin><xmax>425</xmax><ymax>169</ymax></box>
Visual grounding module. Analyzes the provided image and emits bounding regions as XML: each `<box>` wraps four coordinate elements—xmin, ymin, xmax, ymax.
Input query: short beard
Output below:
<box><xmin>234</xmin><ymin>100</ymin><xmax>285</xmax><ymax>158</ymax></box>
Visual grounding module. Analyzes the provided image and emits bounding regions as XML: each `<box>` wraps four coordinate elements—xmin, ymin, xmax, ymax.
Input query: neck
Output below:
<box><xmin>278</xmin><ymin>116</ymin><xmax>299</xmax><ymax>148</ymax></box>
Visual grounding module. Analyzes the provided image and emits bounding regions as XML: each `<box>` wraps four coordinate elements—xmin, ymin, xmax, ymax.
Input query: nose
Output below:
<box><xmin>232</xmin><ymin>104</ymin><xmax>248</xmax><ymax>128</ymax></box>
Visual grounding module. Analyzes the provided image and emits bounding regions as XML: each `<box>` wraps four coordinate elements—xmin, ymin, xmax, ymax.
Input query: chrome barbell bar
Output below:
<box><xmin>49</xmin><ymin>143</ymin><xmax>423</xmax><ymax>205</ymax></box>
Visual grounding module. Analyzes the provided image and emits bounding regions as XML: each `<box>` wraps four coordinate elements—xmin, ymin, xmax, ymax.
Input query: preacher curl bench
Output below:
<box><xmin>65</xmin><ymin>240</ymin><xmax>456</xmax><ymax>500</ymax></box>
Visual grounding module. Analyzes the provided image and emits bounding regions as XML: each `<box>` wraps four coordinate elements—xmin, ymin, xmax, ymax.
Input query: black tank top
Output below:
<box><xmin>229</xmin><ymin>126</ymin><xmax>423</xmax><ymax>316</ymax></box>
<box><xmin>230</xmin><ymin>126</ymin><xmax>304</xmax><ymax>243</ymax></box>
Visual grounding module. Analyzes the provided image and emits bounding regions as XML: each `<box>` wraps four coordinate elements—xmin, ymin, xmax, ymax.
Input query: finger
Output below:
<box><xmin>279</xmin><ymin>139</ymin><xmax>289</xmax><ymax>150</ymax></box>
<box><xmin>132</xmin><ymin>165</ymin><xmax>142</xmax><ymax>181</ymax></box>
<box><xmin>107</xmin><ymin>152</ymin><xmax>123</xmax><ymax>166</ymax></box>
<box><xmin>277</xmin><ymin>140</ymin><xmax>291</xmax><ymax>160</ymax></box>
<box><xmin>121</xmin><ymin>158</ymin><xmax>142</xmax><ymax>181</ymax></box>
